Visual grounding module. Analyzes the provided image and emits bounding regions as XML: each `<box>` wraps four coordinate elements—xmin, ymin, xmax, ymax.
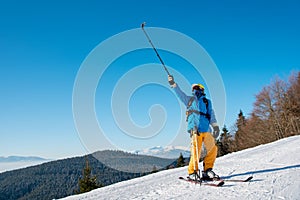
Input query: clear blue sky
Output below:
<box><xmin>1</xmin><ymin>0</ymin><xmax>299</xmax><ymax>159</ymax></box>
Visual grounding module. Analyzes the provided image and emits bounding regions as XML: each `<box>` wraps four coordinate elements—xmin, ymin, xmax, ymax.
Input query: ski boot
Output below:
<box><xmin>187</xmin><ymin>171</ymin><xmax>201</xmax><ymax>182</ymax></box>
<box><xmin>201</xmin><ymin>168</ymin><xmax>220</xmax><ymax>181</ymax></box>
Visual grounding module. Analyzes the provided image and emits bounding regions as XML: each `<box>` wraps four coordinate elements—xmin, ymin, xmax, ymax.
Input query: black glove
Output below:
<box><xmin>168</xmin><ymin>75</ymin><xmax>175</xmax><ymax>86</ymax></box>
<box><xmin>213</xmin><ymin>125</ymin><xmax>220</xmax><ymax>139</ymax></box>
<box><xmin>189</xmin><ymin>130</ymin><xmax>200</xmax><ymax>138</ymax></box>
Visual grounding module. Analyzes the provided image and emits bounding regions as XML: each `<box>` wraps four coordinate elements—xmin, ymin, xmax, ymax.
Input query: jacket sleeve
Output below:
<box><xmin>207</xmin><ymin>99</ymin><xmax>218</xmax><ymax>125</ymax></box>
<box><xmin>173</xmin><ymin>84</ymin><xmax>191</xmax><ymax>106</ymax></box>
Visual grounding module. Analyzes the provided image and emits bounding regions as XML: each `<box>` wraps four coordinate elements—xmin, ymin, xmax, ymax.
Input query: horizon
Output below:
<box><xmin>1</xmin><ymin>144</ymin><xmax>191</xmax><ymax>160</ymax></box>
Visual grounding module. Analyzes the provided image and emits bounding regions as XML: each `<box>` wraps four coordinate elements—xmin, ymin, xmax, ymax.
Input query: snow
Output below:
<box><xmin>61</xmin><ymin>136</ymin><xmax>300</xmax><ymax>200</ymax></box>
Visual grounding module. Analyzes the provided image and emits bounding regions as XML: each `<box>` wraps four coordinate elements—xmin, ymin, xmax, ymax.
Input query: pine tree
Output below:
<box><xmin>217</xmin><ymin>125</ymin><xmax>233</xmax><ymax>156</ymax></box>
<box><xmin>77</xmin><ymin>157</ymin><xmax>102</xmax><ymax>194</ymax></box>
<box><xmin>176</xmin><ymin>153</ymin><xmax>185</xmax><ymax>167</ymax></box>
<box><xmin>233</xmin><ymin>110</ymin><xmax>248</xmax><ymax>151</ymax></box>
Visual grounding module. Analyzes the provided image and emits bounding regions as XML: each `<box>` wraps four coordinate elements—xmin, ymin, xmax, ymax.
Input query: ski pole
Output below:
<box><xmin>194</xmin><ymin>130</ymin><xmax>201</xmax><ymax>181</ymax></box>
<box><xmin>192</xmin><ymin>133</ymin><xmax>197</xmax><ymax>177</ymax></box>
<box><xmin>141</xmin><ymin>22</ymin><xmax>171</xmax><ymax>76</ymax></box>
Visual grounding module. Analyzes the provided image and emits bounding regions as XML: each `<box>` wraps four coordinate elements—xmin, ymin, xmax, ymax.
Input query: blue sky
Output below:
<box><xmin>1</xmin><ymin>0</ymin><xmax>299</xmax><ymax>159</ymax></box>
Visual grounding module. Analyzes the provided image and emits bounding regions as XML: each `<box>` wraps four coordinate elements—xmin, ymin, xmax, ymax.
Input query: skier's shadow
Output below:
<box><xmin>221</xmin><ymin>164</ymin><xmax>300</xmax><ymax>180</ymax></box>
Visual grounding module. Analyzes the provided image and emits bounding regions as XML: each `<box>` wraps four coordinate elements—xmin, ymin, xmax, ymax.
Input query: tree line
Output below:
<box><xmin>217</xmin><ymin>71</ymin><xmax>300</xmax><ymax>156</ymax></box>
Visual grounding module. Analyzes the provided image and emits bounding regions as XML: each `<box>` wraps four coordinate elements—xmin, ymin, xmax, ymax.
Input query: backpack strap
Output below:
<box><xmin>186</xmin><ymin>97</ymin><xmax>211</xmax><ymax>121</ymax></box>
<box><xmin>186</xmin><ymin>97</ymin><xmax>196</xmax><ymax>121</ymax></box>
<box><xmin>202</xmin><ymin>97</ymin><xmax>211</xmax><ymax>121</ymax></box>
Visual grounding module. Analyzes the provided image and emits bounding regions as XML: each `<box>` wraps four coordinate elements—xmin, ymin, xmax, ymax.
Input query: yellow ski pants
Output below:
<box><xmin>188</xmin><ymin>132</ymin><xmax>218</xmax><ymax>175</ymax></box>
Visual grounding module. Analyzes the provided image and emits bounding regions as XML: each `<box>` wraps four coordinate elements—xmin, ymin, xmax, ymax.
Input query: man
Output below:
<box><xmin>168</xmin><ymin>75</ymin><xmax>220</xmax><ymax>181</ymax></box>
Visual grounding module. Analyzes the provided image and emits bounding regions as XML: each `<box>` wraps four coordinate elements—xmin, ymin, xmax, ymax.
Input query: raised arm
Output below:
<box><xmin>168</xmin><ymin>75</ymin><xmax>191</xmax><ymax>106</ymax></box>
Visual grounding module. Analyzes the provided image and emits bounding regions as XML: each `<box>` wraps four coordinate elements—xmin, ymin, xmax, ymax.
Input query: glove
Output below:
<box><xmin>189</xmin><ymin>130</ymin><xmax>200</xmax><ymax>138</ymax></box>
<box><xmin>212</xmin><ymin>125</ymin><xmax>220</xmax><ymax>139</ymax></box>
<box><xmin>168</xmin><ymin>75</ymin><xmax>175</xmax><ymax>86</ymax></box>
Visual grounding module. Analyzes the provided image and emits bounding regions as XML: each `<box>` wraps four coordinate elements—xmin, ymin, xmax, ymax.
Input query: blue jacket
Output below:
<box><xmin>173</xmin><ymin>84</ymin><xmax>217</xmax><ymax>133</ymax></box>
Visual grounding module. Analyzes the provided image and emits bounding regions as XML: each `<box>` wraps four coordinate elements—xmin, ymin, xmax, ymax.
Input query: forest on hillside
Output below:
<box><xmin>0</xmin><ymin>151</ymin><xmax>175</xmax><ymax>200</ymax></box>
<box><xmin>217</xmin><ymin>71</ymin><xmax>300</xmax><ymax>156</ymax></box>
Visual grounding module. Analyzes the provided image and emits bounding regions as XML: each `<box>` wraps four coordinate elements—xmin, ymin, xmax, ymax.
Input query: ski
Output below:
<box><xmin>179</xmin><ymin>177</ymin><xmax>225</xmax><ymax>187</ymax></box>
<box><xmin>221</xmin><ymin>176</ymin><xmax>253</xmax><ymax>182</ymax></box>
<box><xmin>179</xmin><ymin>176</ymin><xmax>252</xmax><ymax>186</ymax></box>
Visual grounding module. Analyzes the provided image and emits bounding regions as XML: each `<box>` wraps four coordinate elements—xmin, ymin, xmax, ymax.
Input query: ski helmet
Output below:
<box><xmin>192</xmin><ymin>83</ymin><xmax>205</xmax><ymax>91</ymax></box>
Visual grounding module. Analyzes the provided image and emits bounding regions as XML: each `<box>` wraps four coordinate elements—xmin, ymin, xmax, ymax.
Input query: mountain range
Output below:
<box><xmin>0</xmin><ymin>145</ymin><xmax>189</xmax><ymax>174</ymax></box>
<box><xmin>0</xmin><ymin>150</ymin><xmax>177</xmax><ymax>200</ymax></box>
<box><xmin>0</xmin><ymin>156</ymin><xmax>48</xmax><ymax>162</ymax></box>
<box><xmin>0</xmin><ymin>156</ymin><xmax>50</xmax><ymax>173</ymax></box>
<box><xmin>134</xmin><ymin>146</ymin><xmax>190</xmax><ymax>159</ymax></box>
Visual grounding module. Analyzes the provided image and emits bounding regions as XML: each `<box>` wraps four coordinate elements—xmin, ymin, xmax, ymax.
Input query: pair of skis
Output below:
<box><xmin>179</xmin><ymin>176</ymin><xmax>253</xmax><ymax>187</ymax></box>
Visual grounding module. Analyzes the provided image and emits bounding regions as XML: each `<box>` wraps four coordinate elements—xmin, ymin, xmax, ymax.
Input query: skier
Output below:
<box><xmin>168</xmin><ymin>75</ymin><xmax>220</xmax><ymax>181</ymax></box>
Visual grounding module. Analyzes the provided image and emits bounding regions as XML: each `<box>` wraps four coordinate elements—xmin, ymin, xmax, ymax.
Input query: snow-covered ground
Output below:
<box><xmin>61</xmin><ymin>136</ymin><xmax>300</xmax><ymax>200</ymax></box>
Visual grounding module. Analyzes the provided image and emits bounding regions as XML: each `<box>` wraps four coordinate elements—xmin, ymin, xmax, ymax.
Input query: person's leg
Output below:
<box><xmin>188</xmin><ymin>132</ymin><xmax>203</xmax><ymax>175</ymax></box>
<box><xmin>202</xmin><ymin>132</ymin><xmax>217</xmax><ymax>171</ymax></box>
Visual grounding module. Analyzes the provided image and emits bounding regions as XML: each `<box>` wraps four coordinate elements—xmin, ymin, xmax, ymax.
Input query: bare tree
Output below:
<box><xmin>232</xmin><ymin>71</ymin><xmax>300</xmax><ymax>152</ymax></box>
<box><xmin>285</xmin><ymin>71</ymin><xmax>300</xmax><ymax>135</ymax></box>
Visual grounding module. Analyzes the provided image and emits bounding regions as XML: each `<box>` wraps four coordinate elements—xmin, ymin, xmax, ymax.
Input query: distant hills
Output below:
<box><xmin>0</xmin><ymin>156</ymin><xmax>50</xmax><ymax>173</ymax></box>
<box><xmin>0</xmin><ymin>150</ymin><xmax>177</xmax><ymax>200</ymax></box>
<box><xmin>92</xmin><ymin>150</ymin><xmax>176</xmax><ymax>173</ymax></box>
<box><xmin>0</xmin><ymin>156</ymin><xmax>48</xmax><ymax>162</ymax></box>
<box><xmin>134</xmin><ymin>145</ymin><xmax>191</xmax><ymax>159</ymax></box>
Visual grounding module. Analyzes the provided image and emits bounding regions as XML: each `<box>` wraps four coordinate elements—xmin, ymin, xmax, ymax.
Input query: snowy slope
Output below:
<box><xmin>61</xmin><ymin>136</ymin><xmax>300</xmax><ymax>200</ymax></box>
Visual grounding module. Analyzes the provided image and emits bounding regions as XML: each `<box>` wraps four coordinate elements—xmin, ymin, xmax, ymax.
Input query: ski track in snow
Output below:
<box><xmin>61</xmin><ymin>136</ymin><xmax>300</xmax><ymax>200</ymax></box>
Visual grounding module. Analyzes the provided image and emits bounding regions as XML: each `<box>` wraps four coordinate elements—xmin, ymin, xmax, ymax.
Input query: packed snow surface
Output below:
<box><xmin>62</xmin><ymin>136</ymin><xmax>300</xmax><ymax>200</ymax></box>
